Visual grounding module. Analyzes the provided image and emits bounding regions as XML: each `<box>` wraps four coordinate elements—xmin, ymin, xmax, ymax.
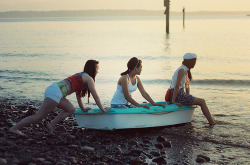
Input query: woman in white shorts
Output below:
<box><xmin>9</xmin><ymin>60</ymin><xmax>110</xmax><ymax>136</ymax></box>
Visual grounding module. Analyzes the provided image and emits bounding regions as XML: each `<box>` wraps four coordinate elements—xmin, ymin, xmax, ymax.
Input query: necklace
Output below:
<box><xmin>129</xmin><ymin>73</ymin><xmax>136</xmax><ymax>79</ymax></box>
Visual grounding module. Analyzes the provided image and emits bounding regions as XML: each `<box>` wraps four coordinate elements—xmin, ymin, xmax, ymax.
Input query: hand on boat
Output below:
<box><xmin>81</xmin><ymin>107</ymin><xmax>91</xmax><ymax>112</ymax></box>
<box><xmin>141</xmin><ymin>104</ymin><xmax>150</xmax><ymax>109</ymax></box>
<box><xmin>102</xmin><ymin>107</ymin><xmax>111</xmax><ymax>112</ymax></box>
<box><xmin>155</xmin><ymin>103</ymin><xmax>166</xmax><ymax>108</ymax></box>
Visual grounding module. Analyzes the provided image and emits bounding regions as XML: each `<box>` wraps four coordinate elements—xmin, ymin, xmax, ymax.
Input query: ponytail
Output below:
<box><xmin>182</xmin><ymin>58</ymin><xmax>196</xmax><ymax>81</ymax></box>
<box><xmin>187</xmin><ymin>69</ymin><xmax>192</xmax><ymax>81</ymax></box>
<box><xmin>121</xmin><ymin>69</ymin><xmax>130</xmax><ymax>76</ymax></box>
<box><xmin>121</xmin><ymin>57</ymin><xmax>141</xmax><ymax>76</ymax></box>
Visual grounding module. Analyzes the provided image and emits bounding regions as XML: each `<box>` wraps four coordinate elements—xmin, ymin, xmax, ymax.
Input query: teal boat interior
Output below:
<box><xmin>74</xmin><ymin>101</ymin><xmax>197</xmax><ymax>115</ymax></box>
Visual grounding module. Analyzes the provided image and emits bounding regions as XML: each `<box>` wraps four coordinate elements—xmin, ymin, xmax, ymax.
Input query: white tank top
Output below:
<box><xmin>111</xmin><ymin>74</ymin><xmax>138</xmax><ymax>105</ymax></box>
<box><xmin>171</xmin><ymin>65</ymin><xmax>188</xmax><ymax>89</ymax></box>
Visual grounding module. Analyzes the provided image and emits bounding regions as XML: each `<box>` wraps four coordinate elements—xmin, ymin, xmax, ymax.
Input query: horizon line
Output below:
<box><xmin>0</xmin><ymin>9</ymin><xmax>250</xmax><ymax>13</ymax></box>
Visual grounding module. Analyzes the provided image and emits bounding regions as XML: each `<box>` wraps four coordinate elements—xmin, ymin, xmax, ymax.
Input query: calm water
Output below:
<box><xmin>0</xmin><ymin>16</ymin><xmax>250</xmax><ymax>163</ymax></box>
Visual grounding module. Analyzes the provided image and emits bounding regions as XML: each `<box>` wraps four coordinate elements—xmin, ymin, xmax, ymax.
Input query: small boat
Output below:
<box><xmin>74</xmin><ymin>102</ymin><xmax>196</xmax><ymax>130</ymax></box>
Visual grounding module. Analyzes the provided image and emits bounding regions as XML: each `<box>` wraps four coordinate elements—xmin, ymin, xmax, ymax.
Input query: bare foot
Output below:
<box><xmin>9</xmin><ymin>127</ymin><xmax>27</xmax><ymax>137</ymax></box>
<box><xmin>46</xmin><ymin>123</ymin><xmax>54</xmax><ymax>135</ymax></box>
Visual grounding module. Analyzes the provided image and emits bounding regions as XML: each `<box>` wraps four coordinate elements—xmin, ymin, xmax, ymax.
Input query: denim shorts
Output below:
<box><xmin>45</xmin><ymin>83</ymin><xmax>63</xmax><ymax>103</ymax></box>
<box><xmin>111</xmin><ymin>104</ymin><xmax>136</xmax><ymax>109</ymax></box>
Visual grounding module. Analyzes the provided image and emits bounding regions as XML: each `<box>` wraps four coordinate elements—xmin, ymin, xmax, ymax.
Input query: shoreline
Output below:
<box><xmin>0</xmin><ymin>97</ymin><xmax>246</xmax><ymax>164</ymax></box>
<box><xmin>0</xmin><ymin>10</ymin><xmax>249</xmax><ymax>19</ymax></box>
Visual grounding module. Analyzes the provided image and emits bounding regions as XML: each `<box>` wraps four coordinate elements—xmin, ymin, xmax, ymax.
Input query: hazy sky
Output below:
<box><xmin>0</xmin><ymin>0</ymin><xmax>249</xmax><ymax>12</ymax></box>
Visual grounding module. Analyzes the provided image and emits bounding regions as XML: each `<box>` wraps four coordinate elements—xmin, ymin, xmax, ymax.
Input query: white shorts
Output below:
<box><xmin>45</xmin><ymin>83</ymin><xmax>63</xmax><ymax>103</ymax></box>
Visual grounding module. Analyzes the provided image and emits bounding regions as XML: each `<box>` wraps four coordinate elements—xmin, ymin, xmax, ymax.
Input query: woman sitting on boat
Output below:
<box><xmin>169</xmin><ymin>53</ymin><xmax>216</xmax><ymax>125</ymax></box>
<box><xmin>111</xmin><ymin>57</ymin><xmax>166</xmax><ymax>109</ymax></box>
<box><xmin>9</xmin><ymin>60</ymin><xmax>110</xmax><ymax>136</ymax></box>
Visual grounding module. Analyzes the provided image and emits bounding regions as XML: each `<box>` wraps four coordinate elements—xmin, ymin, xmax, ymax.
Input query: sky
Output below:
<box><xmin>0</xmin><ymin>0</ymin><xmax>249</xmax><ymax>12</ymax></box>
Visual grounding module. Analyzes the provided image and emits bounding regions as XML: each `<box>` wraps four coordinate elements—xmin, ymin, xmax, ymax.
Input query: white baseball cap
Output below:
<box><xmin>183</xmin><ymin>53</ymin><xmax>197</xmax><ymax>60</ymax></box>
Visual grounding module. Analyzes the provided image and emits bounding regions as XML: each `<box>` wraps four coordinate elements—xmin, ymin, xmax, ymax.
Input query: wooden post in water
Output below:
<box><xmin>164</xmin><ymin>0</ymin><xmax>170</xmax><ymax>34</ymax></box>
<box><xmin>183</xmin><ymin>7</ymin><xmax>185</xmax><ymax>28</ymax></box>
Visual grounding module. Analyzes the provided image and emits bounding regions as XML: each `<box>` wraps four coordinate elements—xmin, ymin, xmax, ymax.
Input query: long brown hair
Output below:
<box><xmin>81</xmin><ymin>60</ymin><xmax>99</xmax><ymax>102</ymax></box>
<box><xmin>182</xmin><ymin>58</ymin><xmax>196</xmax><ymax>81</ymax></box>
<box><xmin>121</xmin><ymin>57</ymin><xmax>141</xmax><ymax>75</ymax></box>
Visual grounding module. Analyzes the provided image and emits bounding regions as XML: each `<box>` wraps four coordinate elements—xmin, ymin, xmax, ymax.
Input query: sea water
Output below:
<box><xmin>0</xmin><ymin>16</ymin><xmax>249</xmax><ymax>163</ymax></box>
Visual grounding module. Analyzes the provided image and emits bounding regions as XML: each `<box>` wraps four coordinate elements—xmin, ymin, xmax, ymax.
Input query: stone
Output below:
<box><xmin>23</xmin><ymin>108</ymin><xmax>36</xmax><ymax>117</ymax></box>
<box><xmin>152</xmin><ymin>156</ymin><xmax>167</xmax><ymax>164</ymax></box>
<box><xmin>114</xmin><ymin>147</ymin><xmax>123</xmax><ymax>155</ymax></box>
<box><xmin>156</xmin><ymin>135</ymin><xmax>166</xmax><ymax>143</ymax></box>
<box><xmin>129</xmin><ymin>149</ymin><xmax>142</xmax><ymax>156</ymax></box>
<box><xmin>142</xmin><ymin>139</ymin><xmax>152</xmax><ymax>144</ymax></box>
<box><xmin>69</xmin><ymin>144</ymin><xmax>78</xmax><ymax>149</ymax></box>
<box><xmin>128</xmin><ymin>139</ymin><xmax>139</xmax><ymax>146</ymax></box>
<box><xmin>155</xmin><ymin>143</ymin><xmax>164</xmax><ymax>149</ymax></box>
<box><xmin>56</xmin><ymin>159</ymin><xmax>67</xmax><ymax>165</ymax></box>
<box><xmin>36</xmin><ymin>158</ymin><xmax>46</xmax><ymax>162</ymax></box>
<box><xmin>81</xmin><ymin>146</ymin><xmax>95</xmax><ymax>153</ymax></box>
<box><xmin>196</xmin><ymin>155</ymin><xmax>211</xmax><ymax>163</ymax></box>
<box><xmin>66</xmin><ymin>135</ymin><xmax>76</xmax><ymax>139</ymax></box>
<box><xmin>196</xmin><ymin>157</ymin><xmax>206</xmax><ymax>163</ymax></box>
<box><xmin>150</xmin><ymin>151</ymin><xmax>161</xmax><ymax>157</ymax></box>
<box><xmin>130</xmin><ymin>157</ymin><xmax>143</xmax><ymax>165</ymax></box>
<box><xmin>68</xmin><ymin>157</ymin><xmax>78</xmax><ymax>164</ymax></box>
<box><xmin>19</xmin><ymin>156</ymin><xmax>34</xmax><ymax>165</ymax></box>
<box><xmin>0</xmin><ymin>158</ymin><xmax>7</xmax><ymax>165</ymax></box>
<box><xmin>163</xmin><ymin>140</ymin><xmax>172</xmax><ymax>148</ymax></box>
<box><xmin>42</xmin><ymin>161</ymin><xmax>52</xmax><ymax>165</ymax></box>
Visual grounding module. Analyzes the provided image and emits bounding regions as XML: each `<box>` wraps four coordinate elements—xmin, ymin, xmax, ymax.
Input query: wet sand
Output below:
<box><xmin>0</xmin><ymin>97</ymin><xmax>245</xmax><ymax>164</ymax></box>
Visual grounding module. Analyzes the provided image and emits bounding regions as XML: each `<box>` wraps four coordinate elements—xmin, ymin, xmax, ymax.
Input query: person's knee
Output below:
<box><xmin>200</xmin><ymin>98</ymin><xmax>206</xmax><ymax>105</ymax></box>
<box><xmin>195</xmin><ymin>98</ymin><xmax>206</xmax><ymax>106</ymax></box>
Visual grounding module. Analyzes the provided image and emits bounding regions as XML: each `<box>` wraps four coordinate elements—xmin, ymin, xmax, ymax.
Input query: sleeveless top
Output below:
<box><xmin>56</xmin><ymin>72</ymin><xmax>87</xmax><ymax>97</ymax></box>
<box><xmin>170</xmin><ymin>65</ymin><xmax>188</xmax><ymax>89</ymax></box>
<box><xmin>111</xmin><ymin>74</ymin><xmax>138</xmax><ymax>105</ymax></box>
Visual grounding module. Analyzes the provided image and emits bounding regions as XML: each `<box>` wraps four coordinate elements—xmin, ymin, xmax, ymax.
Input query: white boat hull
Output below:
<box><xmin>74</xmin><ymin>102</ymin><xmax>196</xmax><ymax>130</ymax></box>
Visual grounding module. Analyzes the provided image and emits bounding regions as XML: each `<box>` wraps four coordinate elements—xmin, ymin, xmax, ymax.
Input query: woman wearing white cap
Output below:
<box><xmin>169</xmin><ymin>53</ymin><xmax>216</xmax><ymax>125</ymax></box>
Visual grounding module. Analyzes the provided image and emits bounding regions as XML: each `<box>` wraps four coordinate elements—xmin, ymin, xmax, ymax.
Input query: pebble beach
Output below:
<box><xmin>1</xmin><ymin>96</ymin><xmax>247</xmax><ymax>165</ymax></box>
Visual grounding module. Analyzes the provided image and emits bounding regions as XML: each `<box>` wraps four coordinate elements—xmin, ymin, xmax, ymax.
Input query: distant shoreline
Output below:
<box><xmin>0</xmin><ymin>10</ymin><xmax>249</xmax><ymax>18</ymax></box>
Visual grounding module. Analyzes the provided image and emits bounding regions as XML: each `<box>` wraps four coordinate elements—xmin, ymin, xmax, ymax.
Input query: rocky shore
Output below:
<box><xmin>0</xmin><ymin>97</ymin><xmax>212</xmax><ymax>165</ymax></box>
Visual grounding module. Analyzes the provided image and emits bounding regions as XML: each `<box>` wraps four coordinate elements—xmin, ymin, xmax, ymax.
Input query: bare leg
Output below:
<box><xmin>46</xmin><ymin>98</ymin><xmax>75</xmax><ymax>134</ymax></box>
<box><xmin>9</xmin><ymin>97</ymin><xmax>58</xmax><ymax>136</ymax></box>
<box><xmin>191</xmin><ymin>98</ymin><xmax>216</xmax><ymax>125</ymax></box>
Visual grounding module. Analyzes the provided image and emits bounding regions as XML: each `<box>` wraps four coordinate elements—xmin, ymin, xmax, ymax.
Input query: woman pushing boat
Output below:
<box><xmin>111</xmin><ymin>57</ymin><xmax>166</xmax><ymax>109</ymax></box>
<box><xmin>169</xmin><ymin>53</ymin><xmax>216</xmax><ymax>125</ymax></box>
<box><xmin>9</xmin><ymin>60</ymin><xmax>110</xmax><ymax>136</ymax></box>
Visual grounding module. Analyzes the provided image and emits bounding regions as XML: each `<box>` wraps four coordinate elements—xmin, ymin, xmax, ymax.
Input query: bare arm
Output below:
<box><xmin>76</xmin><ymin>91</ymin><xmax>91</xmax><ymax>112</ymax></box>
<box><xmin>137</xmin><ymin>77</ymin><xmax>166</xmax><ymax>108</ymax></box>
<box><xmin>172</xmin><ymin>69</ymin><xmax>185</xmax><ymax>107</ymax></box>
<box><xmin>137</xmin><ymin>77</ymin><xmax>156</xmax><ymax>105</ymax></box>
<box><xmin>85</xmin><ymin>76</ymin><xmax>110</xmax><ymax>112</ymax></box>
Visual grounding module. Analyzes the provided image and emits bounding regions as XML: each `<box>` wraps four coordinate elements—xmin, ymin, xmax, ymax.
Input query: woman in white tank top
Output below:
<box><xmin>111</xmin><ymin>57</ymin><xmax>166</xmax><ymax>109</ymax></box>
